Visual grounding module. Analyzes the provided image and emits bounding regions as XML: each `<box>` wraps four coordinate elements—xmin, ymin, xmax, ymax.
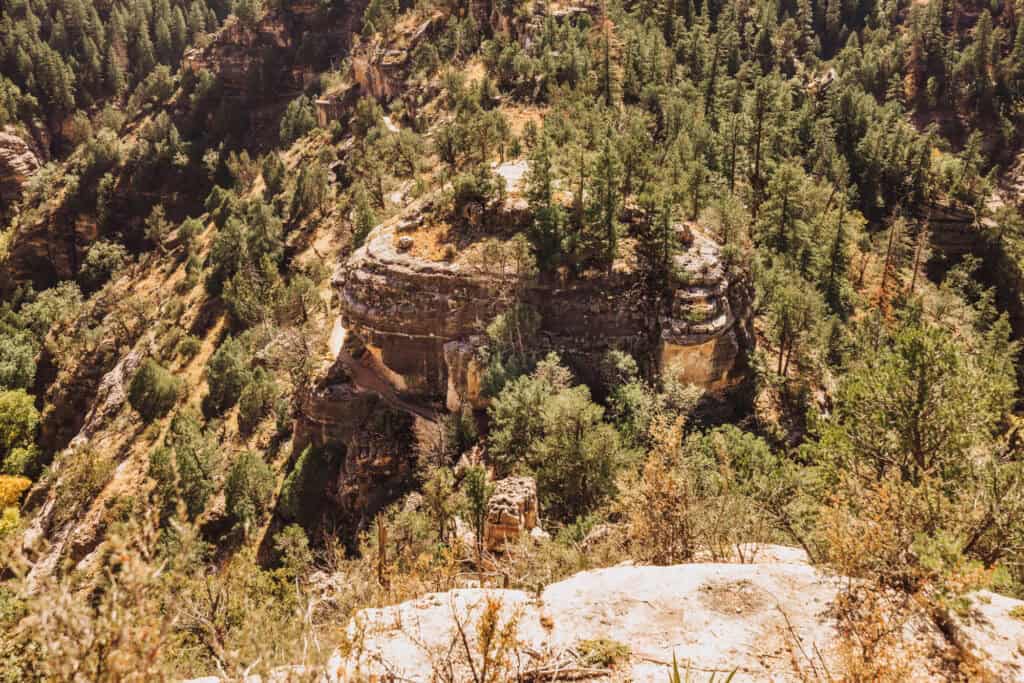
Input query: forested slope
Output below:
<box><xmin>2</xmin><ymin>0</ymin><xmax>1024</xmax><ymax>678</ymax></box>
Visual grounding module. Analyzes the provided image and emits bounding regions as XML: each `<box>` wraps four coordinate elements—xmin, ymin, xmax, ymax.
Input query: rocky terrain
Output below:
<box><xmin>337</xmin><ymin>168</ymin><xmax>753</xmax><ymax>410</ymax></box>
<box><xmin>7</xmin><ymin>0</ymin><xmax>1024</xmax><ymax>678</ymax></box>
<box><xmin>180</xmin><ymin>545</ymin><xmax>1024</xmax><ymax>682</ymax></box>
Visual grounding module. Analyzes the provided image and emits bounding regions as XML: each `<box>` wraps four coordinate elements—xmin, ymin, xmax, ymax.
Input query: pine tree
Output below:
<box><xmin>590</xmin><ymin>135</ymin><xmax>622</xmax><ymax>274</ymax></box>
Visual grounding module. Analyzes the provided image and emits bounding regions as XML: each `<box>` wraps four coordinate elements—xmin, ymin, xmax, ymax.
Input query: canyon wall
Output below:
<box><xmin>335</xmin><ymin>215</ymin><xmax>753</xmax><ymax>411</ymax></box>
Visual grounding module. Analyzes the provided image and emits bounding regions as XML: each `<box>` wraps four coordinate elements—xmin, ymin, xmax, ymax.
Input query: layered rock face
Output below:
<box><xmin>484</xmin><ymin>476</ymin><xmax>539</xmax><ymax>551</ymax></box>
<box><xmin>182</xmin><ymin>1</ymin><xmax>368</xmax><ymax>97</ymax></box>
<box><xmin>0</xmin><ymin>127</ymin><xmax>40</xmax><ymax>207</ymax></box>
<box><xmin>291</xmin><ymin>359</ymin><xmax>418</xmax><ymax>537</ymax></box>
<box><xmin>335</xmin><ymin>209</ymin><xmax>752</xmax><ymax>409</ymax></box>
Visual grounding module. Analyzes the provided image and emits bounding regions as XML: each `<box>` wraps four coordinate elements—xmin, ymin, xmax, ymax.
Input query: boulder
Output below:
<box><xmin>483</xmin><ymin>476</ymin><xmax>539</xmax><ymax>551</ymax></box>
<box><xmin>331</xmin><ymin>548</ymin><xmax>1024</xmax><ymax>682</ymax></box>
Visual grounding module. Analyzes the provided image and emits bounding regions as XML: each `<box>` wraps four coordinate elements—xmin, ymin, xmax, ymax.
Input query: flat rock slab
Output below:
<box><xmin>333</xmin><ymin>558</ymin><xmax>843</xmax><ymax>681</ymax></box>
<box><xmin>329</xmin><ymin>550</ymin><xmax>1024</xmax><ymax>682</ymax></box>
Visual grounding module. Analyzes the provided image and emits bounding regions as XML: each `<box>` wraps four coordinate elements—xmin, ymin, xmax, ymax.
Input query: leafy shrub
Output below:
<box><xmin>177</xmin><ymin>217</ymin><xmax>204</xmax><ymax>251</ymax></box>
<box><xmin>128</xmin><ymin>360</ymin><xmax>182</xmax><ymax>422</ymax></box>
<box><xmin>20</xmin><ymin>282</ymin><xmax>83</xmax><ymax>341</ymax></box>
<box><xmin>237</xmin><ymin>369</ymin><xmax>277</xmax><ymax>434</ymax></box>
<box><xmin>0</xmin><ymin>475</ymin><xmax>31</xmax><ymax>508</ymax></box>
<box><xmin>273</xmin><ymin>524</ymin><xmax>313</xmax><ymax>578</ymax></box>
<box><xmin>577</xmin><ymin>638</ymin><xmax>631</xmax><ymax>667</ymax></box>
<box><xmin>350</xmin><ymin>182</ymin><xmax>376</xmax><ymax>248</ymax></box>
<box><xmin>279</xmin><ymin>445</ymin><xmax>334</xmax><ymax>526</ymax></box>
<box><xmin>0</xmin><ymin>389</ymin><xmax>39</xmax><ymax>474</ymax></box>
<box><xmin>177</xmin><ymin>334</ymin><xmax>202</xmax><ymax>359</ymax></box>
<box><xmin>279</xmin><ymin>95</ymin><xmax>316</xmax><ymax>144</ymax></box>
<box><xmin>155</xmin><ymin>410</ymin><xmax>222</xmax><ymax>521</ymax></box>
<box><xmin>204</xmin><ymin>336</ymin><xmax>253</xmax><ymax>415</ymax></box>
<box><xmin>0</xmin><ymin>506</ymin><xmax>19</xmax><ymax>539</ymax></box>
<box><xmin>0</xmin><ymin>332</ymin><xmax>37</xmax><ymax>390</ymax></box>
<box><xmin>225</xmin><ymin>451</ymin><xmax>275</xmax><ymax>534</ymax></box>
<box><xmin>79</xmin><ymin>240</ymin><xmax>129</xmax><ymax>293</ymax></box>
<box><xmin>50</xmin><ymin>447</ymin><xmax>115</xmax><ymax>529</ymax></box>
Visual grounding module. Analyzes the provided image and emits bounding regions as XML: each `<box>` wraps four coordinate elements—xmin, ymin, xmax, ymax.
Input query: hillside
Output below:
<box><xmin>4</xmin><ymin>0</ymin><xmax>1024</xmax><ymax>679</ymax></box>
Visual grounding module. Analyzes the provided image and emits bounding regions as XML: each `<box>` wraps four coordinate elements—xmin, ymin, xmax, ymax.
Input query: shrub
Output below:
<box><xmin>0</xmin><ymin>475</ymin><xmax>31</xmax><ymax>508</ymax></box>
<box><xmin>279</xmin><ymin>445</ymin><xmax>333</xmax><ymax>525</ymax></box>
<box><xmin>50</xmin><ymin>447</ymin><xmax>115</xmax><ymax>529</ymax></box>
<box><xmin>177</xmin><ymin>217</ymin><xmax>204</xmax><ymax>251</ymax></box>
<box><xmin>577</xmin><ymin>638</ymin><xmax>631</xmax><ymax>668</ymax></box>
<box><xmin>177</xmin><ymin>335</ymin><xmax>202</xmax><ymax>359</ymax></box>
<box><xmin>128</xmin><ymin>360</ymin><xmax>182</xmax><ymax>422</ymax></box>
<box><xmin>0</xmin><ymin>332</ymin><xmax>37</xmax><ymax>390</ymax></box>
<box><xmin>225</xmin><ymin>451</ymin><xmax>275</xmax><ymax>534</ymax></box>
<box><xmin>162</xmin><ymin>410</ymin><xmax>221</xmax><ymax>520</ymax></box>
<box><xmin>273</xmin><ymin>524</ymin><xmax>313</xmax><ymax>578</ymax></box>
<box><xmin>0</xmin><ymin>506</ymin><xmax>19</xmax><ymax>539</ymax></box>
<box><xmin>79</xmin><ymin>240</ymin><xmax>129</xmax><ymax>293</ymax></box>
<box><xmin>350</xmin><ymin>182</ymin><xmax>376</xmax><ymax>248</ymax></box>
<box><xmin>204</xmin><ymin>336</ymin><xmax>253</xmax><ymax>415</ymax></box>
<box><xmin>20</xmin><ymin>282</ymin><xmax>83</xmax><ymax>342</ymax></box>
<box><xmin>462</xmin><ymin>464</ymin><xmax>492</xmax><ymax>562</ymax></box>
<box><xmin>237</xmin><ymin>369</ymin><xmax>277</xmax><ymax>434</ymax></box>
<box><xmin>0</xmin><ymin>389</ymin><xmax>39</xmax><ymax>473</ymax></box>
<box><xmin>279</xmin><ymin>95</ymin><xmax>316</xmax><ymax>145</ymax></box>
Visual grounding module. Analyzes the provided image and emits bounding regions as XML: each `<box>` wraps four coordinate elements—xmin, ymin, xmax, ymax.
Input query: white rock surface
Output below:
<box><xmin>185</xmin><ymin>546</ymin><xmax>1024</xmax><ymax>682</ymax></box>
<box><xmin>328</xmin><ymin>547</ymin><xmax>1024</xmax><ymax>682</ymax></box>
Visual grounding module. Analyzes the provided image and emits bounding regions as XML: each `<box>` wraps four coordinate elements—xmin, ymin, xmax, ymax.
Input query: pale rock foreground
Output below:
<box><xmin>186</xmin><ymin>546</ymin><xmax>1024</xmax><ymax>682</ymax></box>
<box><xmin>327</xmin><ymin>547</ymin><xmax>1024</xmax><ymax>682</ymax></box>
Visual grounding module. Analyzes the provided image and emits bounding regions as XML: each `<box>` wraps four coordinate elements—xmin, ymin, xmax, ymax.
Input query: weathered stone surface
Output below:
<box><xmin>484</xmin><ymin>476</ymin><xmax>538</xmax><ymax>551</ymax></box>
<box><xmin>68</xmin><ymin>347</ymin><xmax>145</xmax><ymax>449</ymax></box>
<box><xmin>291</xmin><ymin>359</ymin><xmax>417</xmax><ymax>536</ymax></box>
<box><xmin>0</xmin><ymin>127</ymin><xmax>40</xmax><ymax>204</ymax></box>
<box><xmin>331</xmin><ymin>548</ymin><xmax>1024</xmax><ymax>682</ymax></box>
<box><xmin>335</xmin><ymin>210</ymin><xmax>753</xmax><ymax>404</ymax></box>
<box><xmin>443</xmin><ymin>338</ymin><xmax>486</xmax><ymax>412</ymax></box>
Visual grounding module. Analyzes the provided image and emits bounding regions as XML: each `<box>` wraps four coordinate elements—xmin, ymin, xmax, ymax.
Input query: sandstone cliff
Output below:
<box><xmin>0</xmin><ymin>127</ymin><xmax>40</xmax><ymax>211</ymax></box>
<box><xmin>335</xmin><ymin>194</ymin><xmax>753</xmax><ymax>411</ymax></box>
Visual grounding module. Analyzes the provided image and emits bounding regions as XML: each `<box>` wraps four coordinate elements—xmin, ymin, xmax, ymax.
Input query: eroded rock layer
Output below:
<box><xmin>335</xmin><ymin>213</ymin><xmax>753</xmax><ymax>408</ymax></box>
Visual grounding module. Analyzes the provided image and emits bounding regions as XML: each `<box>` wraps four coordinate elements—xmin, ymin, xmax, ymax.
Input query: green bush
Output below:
<box><xmin>204</xmin><ymin>336</ymin><xmax>253</xmax><ymax>415</ymax></box>
<box><xmin>225</xmin><ymin>451</ymin><xmax>275</xmax><ymax>534</ymax></box>
<box><xmin>162</xmin><ymin>410</ymin><xmax>221</xmax><ymax>520</ymax></box>
<box><xmin>488</xmin><ymin>354</ymin><xmax>626</xmax><ymax>521</ymax></box>
<box><xmin>49</xmin><ymin>447</ymin><xmax>115</xmax><ymax>529</ymax></box>
<box><xmin>279</xmin><ymin>95</ymin><xmax>316</xmax><ymax>144</ymax></box>
<box><xmin>79</xmin><ymin>240</ymin><xmax>129</xmax><ymax>293</ymax></box>
<box><xmin>237</xmin><ymin>369</ymin><xmax>277</xmax><ymax>434</ymax></box>
<box><xmin>20</xmin><ymin>282</ymin><xmax>82</xmax><ymax>342</ymax></box>
<box><xmin>0</xmin><ymin>332</ymin><xmax>37</xmax><ymax>390</ymax></box>
<box><xmin>177</xmin><ymin>334</ymin><xmax>202</xmax><ymax>359</ymax></box>
<box><xmin>0</xmin><ymin>389</ymin><xmax>40</xmax><ymax>475</ymax></box>
<box><xmin>128</xmin><ymin>360</ymin><xmax>181</xmax><ymax>422</ymax></box>
<box><xmin>279</xmin><ymin>445</ymin><xmax>334</xmax><ymax>526</ymax></box>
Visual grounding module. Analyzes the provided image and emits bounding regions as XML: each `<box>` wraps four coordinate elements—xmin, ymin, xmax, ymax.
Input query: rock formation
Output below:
<box><xmin>0</xmin><ymin>127</ymin><xmax>40</xmax><ymax>208</ymax></box>
<box><xmin>484</xmin><ymin>476</ymin><xmax>539</xmax><ymax>551</ymax></box>
<box><xmin>331</xmin><ymin>547</ymin><xmax>1024</xmax><ymax>682</ymax></box>
<box><xmin>182</xmin><ymin>1</ymin><xmax>368</xmax><ymax>98</ymax></box>
<box><xmin>290</xmin><ymin>358</ymin><xmax>419</xmax><ymax>540</ymax></box>
<box><xmin>335</xmin><ymin>190</ymin><xmax>753</xmax><ymax>411</ymax></box>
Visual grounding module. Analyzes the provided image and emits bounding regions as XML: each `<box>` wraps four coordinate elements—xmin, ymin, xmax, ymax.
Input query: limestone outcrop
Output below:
<box><xmin>0</xmin><ymin>127</ymin><xmax>40</xmax><ymax>207</ymax></box>
<box><xmin>335</xmin><ymin>198</ymin><xmax>753</xmax><ymax>409</ymax></box>
<box><xmin>484</xmin><ymin>476</ymin><xmax>539</xmax><ymax>551</ymax></box>
<box><xmin>290</xmin><ymin>359</ymin><xmax>418</xmax><ymax>539</ymax></box>
<box><xmin>331</xmin><ymin>548</ymin><xmax>1024</xmax><ymax>682</ymax></box>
